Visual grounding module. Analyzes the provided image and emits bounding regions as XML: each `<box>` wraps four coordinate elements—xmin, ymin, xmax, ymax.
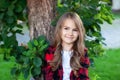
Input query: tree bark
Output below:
<box><xmin>27</xmin><ymin>0</ymin><xmax>56</xmax><ymax>80</ymax></box>
<box><xmin>27</xmin><ymin>0</ymin><xmax>56</xmax><ymax>42</ymax></box>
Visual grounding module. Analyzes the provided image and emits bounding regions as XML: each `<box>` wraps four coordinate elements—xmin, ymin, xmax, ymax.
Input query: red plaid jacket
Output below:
<box><xmin>42</xmin><ymin>46</ymin><xmax>90</xmax><ymax>80</ymax></box>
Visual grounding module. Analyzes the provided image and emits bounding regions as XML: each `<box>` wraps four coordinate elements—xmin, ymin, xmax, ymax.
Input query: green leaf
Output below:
<box><xmin>34</xmin><ymin>40</ymin><xmax>38</xmax><ymax>46</ymax></box>
<box><xmin>39</xmin><ymin>39</ymin><xmax>45</xmax><ymax>45</ymax></box>
<box><xmin>15</xmin><ymin>4</ymin><xmax>23</xmax><ymax>13</ymax></box>
<box><xmin>17</xmin><ymin>0</ymin><xmax>27</xmax><ymax>8</ymax></box>
<box><xmin>2</xmin><ymin>34</ymin><xmax>17</xmax><ymax>48</ymax></box>
<box><xmin>15</xmin><ymin>29</ymin><xmax>23</xmax><ymax>34</ymax></box>
<box><xmin>37</xmin><ymin>35</ymin><xmax>46</xmax><ymax>41</ymax></box>
<box><xmin>39</xmin><ymin>47</ymin><xmax>44</xmax><ymax>53</ymax></box>
<box><xmin>11</xmin><ymin>67</ymin><xmax>20</xmax><ymax>76</ymax></box>
<box><xmin>33</xmin><ymin>47</ymin><xmax>37</xmax><ymax>52</ymax></box>
<box><xmin>44</xmin><ymin>43</ymin><xmax>49</xmax><ymax>49</ymax></box>
<box><xmin>23</xmin><ymin>51</ymin><xmax>32</xmax><ymax>57</ymax></box>
<box><xmin>107</xmin><ymin>16</ymin><xmax>113</xmax><ymax>24</ymax></box>
<box><xmin>57</xmin><ymin>0</ymin><xmax>63</xmax><ymax>7</ymax></box>
<box><xmin>6</xmin><ymin>17</ymin><xmax>14</xmax><ymax>24</ymax></box>
<box><xmin>0</xmin><ymin>13</ymin><xmax>4</xmax><ymax>20</ymax></box>
<box><xmin>23</xmin><ymin>68</ymin><xmax>30</xmax><ymax>79</ymax></box>
<box><xmin>7</xmin><ymin>9</ymin><xmax>14</xmax><ymax>16</ymax></box>
<box><xmin>17</xmin><ymin>24</ymin><xmax>23</xmax><ymax>29</ymax></box>
<box><xmin>39</xmin><ymin>43</ymin><xmax>48</xmax><ymax>53</ymax></box>
<box><xmin>33</xmin><ymin>57</ymin><xmax>42</xmax><ymax>67</ymax></box>
<box><xmin>101</xmin><ymin>0</ymin><xmax>111</xmax><ymax>4</ymax></box>
<box><xmin>27</xmin><ymin>41</ymin><xmax>33</xmax><ymax>50</ymax></box>
<box><xmin>0</xmin><ymin>0</ymin><xmax>9</xmax><ymax>9</ymax></box>
<box><xmin>23</xmin><ymin>57</ymin><xmax>30</xmax><ymax>64</ymax></box>
<box><xmin>31</xmin><ymin>67</ymin><xmax>41</xmax><ymax>77</ymax></box>
<box><xmin>11</xmin><ymin>67</ymin><xmax>18</xmax><ymax>75</ymax></box>
<box><xmin>9</xmin><ymin>4</ymin><xmax>15</xmax><ymax>10</ymax></box>
<box><xmin>12</xmin><ymin>0</ymin><xmax>17</xmax><ymax>4</ymax></box>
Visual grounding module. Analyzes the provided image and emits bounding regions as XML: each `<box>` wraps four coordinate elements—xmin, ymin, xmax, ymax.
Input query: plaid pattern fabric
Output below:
<box><xmin>42</xmin><ymin>46</ymin><xmax>90</xmax><ymax>80</ymax></box>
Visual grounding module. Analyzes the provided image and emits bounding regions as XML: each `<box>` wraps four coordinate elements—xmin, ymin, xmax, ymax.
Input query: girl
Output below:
<box><xmin>43</xmin><ymin>12</ymin><xmax>90</xmax><ymax>80</ymax></box>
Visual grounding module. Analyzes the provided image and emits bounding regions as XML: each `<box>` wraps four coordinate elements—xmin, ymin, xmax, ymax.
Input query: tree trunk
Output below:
<box><xmin>27</xmin><ymin>0</ymin><xmax>56</xmax><ymax>80</ymax></box>
<box><xmin>27</xmin><ymin>0</ymin><xmax>56</xmax><ymax>42</ymax></box>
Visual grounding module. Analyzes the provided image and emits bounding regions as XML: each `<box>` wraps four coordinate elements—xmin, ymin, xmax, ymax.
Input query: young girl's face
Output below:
<box><xmin>61</xmin><ymin>18</ymin><xmax>79</xmax><ymax>46</ymax></box>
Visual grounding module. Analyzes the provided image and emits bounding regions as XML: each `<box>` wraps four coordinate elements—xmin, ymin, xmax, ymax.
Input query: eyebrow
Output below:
<box><xmin>63</xmin><ymin>26</ymin><xmax>69</xmax><ymax>27</ymax></box>
<box><xmin>63</xmin><ymin>26</ymin><xmax>77</xmax><ymax>29</ymax></box>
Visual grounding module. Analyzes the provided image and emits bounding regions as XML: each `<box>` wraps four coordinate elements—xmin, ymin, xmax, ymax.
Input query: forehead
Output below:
<box><xmin>62</xmin><ymin>18</ymin><xmax>77</xmax><ymax>28</ymax></box>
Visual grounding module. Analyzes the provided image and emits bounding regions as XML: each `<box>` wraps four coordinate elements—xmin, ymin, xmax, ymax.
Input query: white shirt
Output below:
<box><xmin>62</xmin><ymin>50</ymin><xmax>72</xmax><ymax>80</ymax></box>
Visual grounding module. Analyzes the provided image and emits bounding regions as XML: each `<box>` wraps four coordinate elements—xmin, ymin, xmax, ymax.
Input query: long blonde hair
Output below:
<box><xmin>50</xmin><ymin>12</ymin><xmax>85</xmax><ymax>73</ymax></box>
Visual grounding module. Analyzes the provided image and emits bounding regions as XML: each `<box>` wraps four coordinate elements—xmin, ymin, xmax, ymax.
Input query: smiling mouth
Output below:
<box><xmin>66</xmin><ymin>37</ymin><xmax>73</xmax><ymax>39</ymax></box>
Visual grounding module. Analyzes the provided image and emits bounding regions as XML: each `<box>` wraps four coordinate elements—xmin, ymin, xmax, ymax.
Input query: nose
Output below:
<box><xmin>69</xmin><ymin>30</ymin><xmax>73</xmax><ymax>36</ymax></box>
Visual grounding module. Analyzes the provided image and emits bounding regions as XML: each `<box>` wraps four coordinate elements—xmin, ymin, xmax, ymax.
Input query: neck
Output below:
<box><xmin>62</xmin><ymin>43</ymin><xmax>73</xmax><ymax>51</ymax></box>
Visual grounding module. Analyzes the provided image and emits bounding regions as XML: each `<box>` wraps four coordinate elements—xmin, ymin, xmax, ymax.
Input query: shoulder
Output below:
<box><xmin>84</xmin><ymin>47</ymin><xmax>88</xmax><ymax>57</ymax></box>
<box><xmin>80</xmin><ymin>47</ymin><xmax>90</xmax><ymax>68</ymax></box>
<box><xmin>80</xmin><ymin>47</ymin><xmax>89</xmax><ymax>60</ymax></box>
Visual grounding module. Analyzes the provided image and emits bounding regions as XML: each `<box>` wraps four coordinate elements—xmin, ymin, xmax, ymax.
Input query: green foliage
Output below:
<box><xmin>11</xmin><ymin>35</ymin><xmax>49</xmax><ymax>79</ymax></box>
<box><xmin>0</xmin><ymin>0</ymin><xmax>49</xmax><ymax>79</ymax></box>
<box><xmin>52</xmin><ymin>0</ymin><xmax>114</xmax><ymax>57</ymax></box>
<box><xmin>0</xmin><ymin>0</ymin><xmax>27</xmax><ymax>59</ymax></box>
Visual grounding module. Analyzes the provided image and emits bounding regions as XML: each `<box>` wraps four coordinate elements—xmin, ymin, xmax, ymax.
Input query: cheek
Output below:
<box><xmin>76</xmin><ymin>35</ymin><xmax>79</xmax><ymax>40</ymax></box>
<box><xmin>74</xmin><ymin>32</ymin><xmax>79</xmax><ymax>37</ymax></box>
<box><xmin>61</xmin><ymin>29</ymin><xmax>66</xmax><ymax>35</ymax></box>
<box><xmin>75</xmin><ymin>34</ymin><xmax>79</xmax><ymax>41</ymax></box>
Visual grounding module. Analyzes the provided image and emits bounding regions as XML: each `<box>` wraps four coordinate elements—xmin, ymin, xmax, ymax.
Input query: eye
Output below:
<box><xmin>64</xmin><ymin>27</ymin><xmax>69</xmax><ymax>30</ymax></box>
<box><xmin>73</xmin><ymin>29</ymin><xmax>78</xmax><ymax>31</ymax></box>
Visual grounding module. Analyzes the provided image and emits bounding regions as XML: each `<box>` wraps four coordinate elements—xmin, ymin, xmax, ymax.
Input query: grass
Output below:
<box><xmin>89</xmin><ymin>48</ymin><xmax>120</xmax><ymax>80</ymax></box>
<box><xmin>112</xmin><ymin>12</ymin><xmax>120</xmax><ymax>19</ymax></box>
<box><xmin>0</xmin><ymin>48</ymin><xmax>120</xmax><ymax>80</ymax></box>
<box><xmin>0</xmin><ymin>55</ymin><xmax>30</xmax><ymax>80</ymax></box>
<box><xmin>0</xmin><ymin>55</ymin><xmax>15</xmax><ymax>80</ymax></box>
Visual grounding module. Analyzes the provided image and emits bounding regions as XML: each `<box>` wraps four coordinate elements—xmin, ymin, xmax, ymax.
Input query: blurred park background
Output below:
<box><xmin>0</xmin><ymin>0</ymin><xmax>120</xmax><ymax>80</ymax></box>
